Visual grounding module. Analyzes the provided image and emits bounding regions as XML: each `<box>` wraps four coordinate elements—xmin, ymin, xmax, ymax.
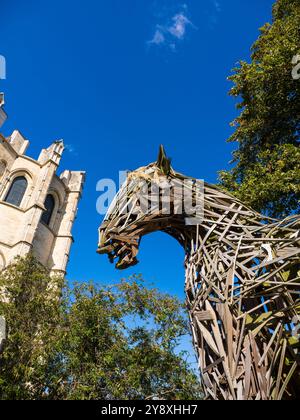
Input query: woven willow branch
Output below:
<box><xmin>98</xmin><ymin>150</ymin><xmax>300</xmax><ymax>400</ymax></box>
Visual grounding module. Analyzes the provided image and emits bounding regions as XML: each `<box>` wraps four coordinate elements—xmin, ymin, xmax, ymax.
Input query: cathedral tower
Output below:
<box><xmin>0</xmin><ymin>96</ymin><xmax>85</xmax><ymax>275</ymax></box>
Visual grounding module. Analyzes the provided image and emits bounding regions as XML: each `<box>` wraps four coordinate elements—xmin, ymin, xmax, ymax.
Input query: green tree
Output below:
<box><xmin>0</xmin><ymin>255</ymin><xmax>65</xmax><ymax>400</ymax></box>
<box><xmin>219</xmin><ymin>0</ymin><xmax>300</xmax><ymax>218</ymax></box>
<box><xmin>0</xmin><ymin>256</ymin><xmax>201</xmax><ymax>400</ymax></box>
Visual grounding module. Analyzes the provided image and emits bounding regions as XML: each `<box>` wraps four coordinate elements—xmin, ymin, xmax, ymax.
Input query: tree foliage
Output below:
<box><xmin>219</xmin><ymin>0</ymin><xmax>300</xmax><ymax>218</ymax></box>
<box><xmin>0</xmin><ymin>255</ymin><xmax>201</xmax><ymax>400</ymax></box>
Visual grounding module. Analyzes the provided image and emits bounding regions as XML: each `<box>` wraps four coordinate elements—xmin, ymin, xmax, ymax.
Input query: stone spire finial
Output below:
<box><xmin>38</xmin><ymin>140</ymin><xmax>65</xmax><ymax>165</ymax></box>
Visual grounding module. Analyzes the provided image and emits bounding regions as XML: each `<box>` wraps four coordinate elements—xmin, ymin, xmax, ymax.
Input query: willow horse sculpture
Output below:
<box><xmin>98</xmin><ymin>147</ymin><xmax>300</xmax><ymax>400</ymax></box>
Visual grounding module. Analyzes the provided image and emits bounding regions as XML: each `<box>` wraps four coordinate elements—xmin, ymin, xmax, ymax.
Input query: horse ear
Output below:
<box><xmin>156</xmin><ymin>145</ymin><xmax>172</xmax><ymax>175</ymax></box>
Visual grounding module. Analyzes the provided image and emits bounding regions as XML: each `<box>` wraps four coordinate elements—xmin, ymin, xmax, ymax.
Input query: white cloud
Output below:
<box><xmin>150</xmin><ymin>29</ymin><xmax>166</xmax><ymax>46</ymax></box>
<box><xmin>148</xmin><ymin>5</ymin><xmax>196</xmax><ymax>51</ymax></box>
<box><xmin>168</xmin><ymin>13</ymin><xmax>192</xmax><ymax>39</ymax></box>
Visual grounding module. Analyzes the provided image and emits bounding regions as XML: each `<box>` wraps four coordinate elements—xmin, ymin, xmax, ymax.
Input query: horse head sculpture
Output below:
<box><xmin>98</xmin><ymin>145</ymin><xmax>200</xmax><ymax>269</ymax></box>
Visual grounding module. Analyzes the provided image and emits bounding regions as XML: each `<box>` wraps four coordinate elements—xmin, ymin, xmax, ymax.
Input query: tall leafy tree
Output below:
<box><xmin>219</xmin><ymin>0</ymin><xmax>300</xmax><ymax>218</ymax></box>
<box><xmin>0</xmin><ymin>256</ymin><xmax>202</xmax><ymax>400</ymax></box>
<box><xmin>0</xmin><ymin>255</ymin><xmax>65</xmax><ymax>400</ymax></box>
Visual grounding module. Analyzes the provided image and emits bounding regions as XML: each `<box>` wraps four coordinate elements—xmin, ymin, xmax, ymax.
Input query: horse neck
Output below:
<box><xmin>180</xmin><ymin>183</ymin><xmax>269</xmax><ymax>266</ymax></box>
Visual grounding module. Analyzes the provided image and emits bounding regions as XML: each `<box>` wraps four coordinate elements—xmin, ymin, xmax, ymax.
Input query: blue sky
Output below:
<box><xmin>1</xmin><ymin>0</ymin><xmax>274</xmax><ymax>361</ymax></box>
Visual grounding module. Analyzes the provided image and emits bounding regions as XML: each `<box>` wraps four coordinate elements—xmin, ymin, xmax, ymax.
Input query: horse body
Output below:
<box><xmin>98</xmin><ymin>148</ymin><xmax>300</xmax><ymax>400</ymax></box>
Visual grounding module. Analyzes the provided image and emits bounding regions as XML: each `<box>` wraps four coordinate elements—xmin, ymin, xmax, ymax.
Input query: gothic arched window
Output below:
<box><xmin>41</xmin><ymin>194</ymin><xmax>55</xmax><ymax>226</ymax></box>
<box><xmin>4</xmin><ymin>176</ymin><xmax>28</xmax><ymax>207</ymax></box>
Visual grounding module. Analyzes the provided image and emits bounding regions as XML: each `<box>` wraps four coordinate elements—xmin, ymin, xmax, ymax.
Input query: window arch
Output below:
<box><xmin>4</xmin><ymin>176</ymin><xmax>28</xmax><ymax>207</ymax></box>
<box><xmin>41</xmin><ymin>194</ymin><xmax>55</xmax><ymax>226</ymax></box>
